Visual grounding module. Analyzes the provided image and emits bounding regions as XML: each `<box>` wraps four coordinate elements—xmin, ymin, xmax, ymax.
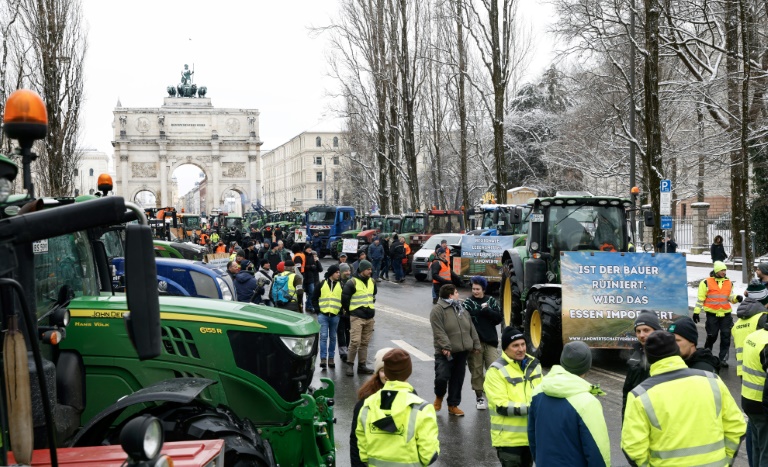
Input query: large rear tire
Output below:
<box><xmin>524</xmin><ymin>291</ymin><xmax>563</xmax><ymax>366</ymax></box>
<box><xmin>499</xmin><ymin>260</ymin><xmax>522</xmax><ymax>327</ymax></box>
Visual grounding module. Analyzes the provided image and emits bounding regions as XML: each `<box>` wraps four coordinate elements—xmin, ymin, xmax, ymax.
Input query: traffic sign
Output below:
<box><xmin>660</xmin><ymin>179</ymin><xmax>672</xmax><ymax>192</ymax></box>
<box><xmin>660</xmin><ymin>179</ymin><xmax>672</xmax><ymax>215</ymax></box>
<box><xmin>661</xmin><ymin>216</ymin><xmax>673</xmax><ymax>230</ymax></box>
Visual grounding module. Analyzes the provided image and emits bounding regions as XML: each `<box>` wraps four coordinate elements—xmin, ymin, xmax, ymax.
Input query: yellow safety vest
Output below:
<box><xmin>350</xmin><ymin>277</ymin><xmax>375</xmax><ymax>311</ymax></box>
<box><xmin>318</xmin><ymin>279</ymin><xmax>342</xmax><ymax>315</ymax></box>
<box><xmin>483</xmin><ymin>352</ymin><xmax>542</xmax><ymax>448</ymax></box>
<box><xmin>278</xmin><ymin>271</ymin><xmax>297</xmax><ymax>303</ymax></box>
<box><xmin>356</xmin><ymin>380</ymin><xmax>440</xmax><ymax>467</ymax></box>
<box><xmin>623</xmin><ymin>356</ymin><xmax>746</xmax><ymax>467</ymax></box>
<box><xmin>733</xmin><ymin>312</ymin><xmax>767</xmax><ymax>376</ymax></box>
<box><xmin>741</xmin><ymin>329</ymin><xmax>768</xmax><ymax>402</ymax></box>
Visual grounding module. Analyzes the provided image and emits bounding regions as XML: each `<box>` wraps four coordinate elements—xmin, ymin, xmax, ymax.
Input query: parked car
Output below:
<box><xmin>113</xmin><ymin>257</ymin><xmax>235</xmax><ymax>300</ymax></box>
<box><xmin>412</xmin><ymin>233</ymin><xmax>463</xmax><ymax>282</ymax></box>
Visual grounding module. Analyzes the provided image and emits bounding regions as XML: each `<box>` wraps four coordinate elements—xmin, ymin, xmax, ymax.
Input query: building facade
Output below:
<box><xmin>74</xmin><ymin>149</ymin><xmax>111</xmax><ymax>196</ymax></box>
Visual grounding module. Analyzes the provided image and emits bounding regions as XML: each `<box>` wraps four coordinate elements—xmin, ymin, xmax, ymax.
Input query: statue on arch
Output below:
<box><xmin>181</xmin><ymin>64</ymin><xmax>194</xmax><ymax>85</ymax></box>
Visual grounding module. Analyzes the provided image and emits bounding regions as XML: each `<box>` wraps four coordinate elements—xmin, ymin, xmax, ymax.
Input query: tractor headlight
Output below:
<box><xmin>0</xmin><ymin>178</ymin><xmax>11</xmax><ymax>203</ymax></box>
<box><xmin>530</xmin><ymin>242</ymin><xmax>539</xmax><ymax>252</ymax></box>
<box><xmin>280</xmin><ymin>335</ymin><xmax>316</xmax><ymax>356</ymax></box>
<box><xmin>120</xmin><ymin>415</ymin><xmax>164</xmax><ymax>461</ymax></box>
<box><xmin>217</xmin><ymin>277</ymin><xmax>233</xmax><ymax>301</ymax></box>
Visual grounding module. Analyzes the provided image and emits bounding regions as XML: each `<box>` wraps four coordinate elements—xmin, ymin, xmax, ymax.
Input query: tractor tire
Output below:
<box><xmin>106</xmin><ymin>402</ymin><xmax>276</xmax><ymax>467</ymax></box>
<box><xmin>331</xmin><ymin>247</ymin><xmax>339</xmax><ymax>260</ymax></box>
<box><xmin>499</xmin><ymin>260</ymin><xmax>522</xmax><ymax>327</ymax></box>
<box><xmin>414</xmin><ymin>273</ymin><xmax>427</xmax><ymax>282</ymax></box>
<box><xmin>524</xmin><ymin>291</ymin><xmax>563</xmax><ymax>366</ymax></box>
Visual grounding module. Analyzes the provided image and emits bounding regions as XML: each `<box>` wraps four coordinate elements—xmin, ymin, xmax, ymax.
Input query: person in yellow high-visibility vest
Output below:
<box><xmin>693</xmin><ymin>261</ymin><xmax>743</xmax><ymax>367</ymax></box>
<box><xmin>312</xmin><ymin>265</ymin><xmax>342</xmax><ymax>370</ymax></box>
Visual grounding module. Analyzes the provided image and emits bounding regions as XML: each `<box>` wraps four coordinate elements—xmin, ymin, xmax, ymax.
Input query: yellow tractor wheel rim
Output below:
<box><xmin>503</xmin><ymin>277</ymin><xmax>512</xmax><ymax>326</ymax></box>
<box><xmin>530</xmin><ymin>309</ymin><xmax>542</xmax><ymax>348</ymax></box>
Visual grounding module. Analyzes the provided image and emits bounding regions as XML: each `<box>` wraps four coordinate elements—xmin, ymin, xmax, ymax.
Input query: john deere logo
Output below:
<box><xmin>668</xmin><ymin>324</ymin><xmax>676</xmax><ymax>332</ymax></box>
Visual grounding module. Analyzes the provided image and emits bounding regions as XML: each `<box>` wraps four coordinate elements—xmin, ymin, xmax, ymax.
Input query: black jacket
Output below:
<box><xmin>622</xmin><ymin>342</ymin><xmax>650</xmax><ymax>419</ymax></box>
<box><xmin>684</xmin><ymin>347</ymin><xmax>720</xmax><ymax>374</ymax></box>
<box><xmin>391</xmin><ymin>242</ymin><xmax>405</xmax><ymax>261</ymax></box>
<box><xmin>711</xmin><ymin>243</ymin><xmax>728</xmax><ymax>262</ymax></box>
<box><xmin>342</xmin><ymin>273</ymin><xmax>378</xmax><ymax>319</ymax></box>
<box><xmin>463</xmin><ymin>295</ymin><xmax>502</xmax><ymax>346</ymax></box>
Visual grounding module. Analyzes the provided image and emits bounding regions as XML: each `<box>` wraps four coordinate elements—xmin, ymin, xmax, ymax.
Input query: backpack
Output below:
<box><xmin>271</xmin><ymin>273</ymin><xmax>294</xmax><ymax>306</ymax></box>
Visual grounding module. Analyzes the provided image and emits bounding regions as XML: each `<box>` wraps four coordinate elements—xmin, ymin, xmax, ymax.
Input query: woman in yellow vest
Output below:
<box><xmin>312</xmin><ymin>265</ymin><xmax>342</xmax><ymax>369</ymax></box>
<box><xmin>693</xmin><ymin>261</ymin><xmax>743</xmax><ymax>366</ymax></box>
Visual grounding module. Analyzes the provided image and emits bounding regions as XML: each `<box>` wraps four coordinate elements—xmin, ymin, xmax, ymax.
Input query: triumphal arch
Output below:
<box><xmin>113</xmin><ymin>64</ymin><xmax>262</xmax><ymax>214</ymax></box>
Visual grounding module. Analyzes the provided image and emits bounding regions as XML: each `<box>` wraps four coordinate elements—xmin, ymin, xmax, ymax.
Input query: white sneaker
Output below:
<box><xmin>476</xmin><ymin>397</ymin><xmax>487</xmax><ymax>410</ymax></box>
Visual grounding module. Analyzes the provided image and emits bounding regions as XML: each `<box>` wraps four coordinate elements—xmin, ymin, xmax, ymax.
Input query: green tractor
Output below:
<box><xmin>499</xmin><ymin>192</ymin><xmax>654</xmax><ymax>365</ymax></box>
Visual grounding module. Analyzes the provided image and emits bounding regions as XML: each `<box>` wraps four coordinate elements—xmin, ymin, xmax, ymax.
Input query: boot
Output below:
<box><xmin>432</xmin><ymin>298</ymin><xmax>438</xmax><ymax>304</ymax></box>
<box><xmin>345</xmin><ymin>362</ymin><xmax>355</xmax><ymax>376</ymax></box>
<box><xmin>448</xmin><ymin>406</ymin><xmax>465</xmax><ymax>416</ymax></box>
<box><xmin>433</xmin><ymin>396</ymin><xmax>443</xmax><ymax>412</ymax></box>
<box><xmin>357</xmin><ymin>364</ymin><xmax>374</xmax><ymax>375</ymax></box>
<box><xmin>320</xmin><ymin>359</ymin><xmax>327</xmax><ymax>369</ymax></box>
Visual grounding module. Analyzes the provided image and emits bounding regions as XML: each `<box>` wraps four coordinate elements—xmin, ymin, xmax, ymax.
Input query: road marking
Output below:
<box><xmin>376</xmin><ymin>304</ymin><xmax>430</xmax><ymax>326</ymax></box>
<box><xmin>589</xmin><ymin>367</ymin><xmax>626</xmax><ymax>383</ymax></box>
<box><xmin>392</xmin><ymin>340</ymin><xmax>434</xmax><ymax>361</ymax></box>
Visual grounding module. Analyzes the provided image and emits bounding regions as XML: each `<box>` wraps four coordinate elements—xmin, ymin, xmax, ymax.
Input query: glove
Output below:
<box><xmin>692</xmin><ymin>313</ymin><xmax>700</xmax><ymax>323</ymax></box>
<box><xmin>737</xmin><ymin>295</ymin><xmax>744</xmax><ymax>303</ymax></box>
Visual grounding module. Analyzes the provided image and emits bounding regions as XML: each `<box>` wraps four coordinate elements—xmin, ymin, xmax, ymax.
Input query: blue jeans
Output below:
<box><xmin>392</xmin><ymin>258</ymin><xmax>404</xmax><ymax>280</ymax></box>
<box><xmin>304</xmin><ymin>280</ymin><xmax>316</xmax><ymax>313</ymax></box>
<box><xmin>371</xmin><ymin>259</ymin><xmax>382</xmax><ymax>279</ymax></box>
<box><xmin>318</xmin><ymin>313</ymin><xmax>340</xmax><ymax>359</ymax></box>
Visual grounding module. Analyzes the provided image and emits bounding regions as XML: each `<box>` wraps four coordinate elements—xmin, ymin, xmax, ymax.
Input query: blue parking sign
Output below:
<box><xmin>661</xmin><ymin>216</ymin><xmax>672</xmax><ymax>230</ymax></box>
<box><xmin>660</xmin><ymin>179</ymin><xmax>672</xmax><ymax>193</ymax></box>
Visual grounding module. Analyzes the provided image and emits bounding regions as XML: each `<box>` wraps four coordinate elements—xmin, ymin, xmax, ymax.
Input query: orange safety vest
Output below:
<box><xmin>404</xmin><ymin>243</ymin><xmax>411</xmax><ymax>256</ymax></box>
<box><xmin>432</xmin><ymin>259</ymin><xmax>452</xmax><ymax>284</ymax></box>
<box><xmin>294</xmin><ymin>252</ymin><xmax>306</xmax><ymax>274</ymax></box>
<box><xmin>215</xmin><ymin>244</ymin><xmax>226</xmax><ymax>253</ymax></box>
<box><xmin>703</xmin><ymin>276</ymin><xmax>733</xmax><ymax>311</ymax></box>
<box><xmin>199</xmin><ymin>234</ymin><xmax>209</xmax><ymax>246</ymax></box>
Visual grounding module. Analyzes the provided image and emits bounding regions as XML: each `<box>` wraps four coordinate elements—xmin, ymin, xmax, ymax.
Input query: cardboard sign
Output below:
<box><xmin>342</xmin><ymin>238</ymin><xmax>359</xmax><ymax>253</ymax></box>
<box><xmin>205</xmin><ymin>253</ymin><xmax>230</xmax><ymax>269</ymax></box>
<box><xmin>560</xmin><ymin>251</ymin><xmax>687</xmax><ymax>348</ymax></box>
<box><xmin>294</xmin><ymin>228</ymin><xmax>306</xmax><ymax>243</ymax></box>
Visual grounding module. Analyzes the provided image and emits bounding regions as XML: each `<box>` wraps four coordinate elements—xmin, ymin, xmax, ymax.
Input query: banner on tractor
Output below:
<box><xmin>560</xmin><ymin>251</ymin><xmax>688</xmax><ymax>348</ymax></box>
<box><xmin>455</xmin><ymin>236</ymin><xmax>515</xmax><ymax>282</ymax></box>
<box><xmin>205</xmin><ymin>253</ymin><xmax>230</xmax><ymax>269</ymax></box>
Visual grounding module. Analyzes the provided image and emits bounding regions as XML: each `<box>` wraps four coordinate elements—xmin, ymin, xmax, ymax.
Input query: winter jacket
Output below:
<box><xmin>342</xmin><ymin>273</ymin><xmax>378</xmax><ymax>319</ymax></box>
<box><xmin>391</xmin><ymin>241</ymin><xmax>406</xmax><ymax>261</ymax></box>
<box><xmin>368</xmin><ymin>243</ymin><xmax>385</xmax><ymax>261</ymax></box>
<box><xmin>253</xmin><ymin>268</ymin><xmax>273</xmax><ymax>303</ymax></box>
<box><xmin>528</xmin><ymin>366</ymin><xmax>610</xmax><ymax>467</ymax></box>
<box><xmin>684</xmin><ymin>347</ymin><xmax>720</xmax><ymax>374</ymax></box>
<box><xmin>734</xmin><ymin>298</ymin><xmax>768</xmax><ymax>375</ymax></box>
<box><xmin>430</xmin><ymin>299</ymin><xmax>480</xmax><ymax>354</ymax></box>
<box><xmin>463</xmin><ymin>295</ymin><xmax>503</xmax><ymax>346</ymax></box>
<box><xmin>267</xmin><ymin>249</ymin><xmax>282</xmax><ymax>271</ymax></box>
<box><xmin>234</xmin><ymin>270</ymin><xmax>258</xmax><ymax>303</ymax></box>
<box><xmin>711</xmin><ymin>242</ymin><xmax>728</xmax><ymax>262</ymax></box>
<box><xmin>301</xmin><ymin>252</ymin><xmax>323</xmax><ymax>285</ymax></box>
<box><xmin>621</xmin><ymin>342</ymin><xmax>650</xmax><ymax>419</ymax></box>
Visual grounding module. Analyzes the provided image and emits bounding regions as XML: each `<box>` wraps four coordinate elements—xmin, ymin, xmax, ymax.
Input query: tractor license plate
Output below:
<box><xmin>530</xmin><ymin>213</ymin><xmax>544</xmax><ymax>223</ymax></box>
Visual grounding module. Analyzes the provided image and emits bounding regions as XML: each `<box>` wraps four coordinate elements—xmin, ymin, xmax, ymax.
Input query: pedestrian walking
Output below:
<box><xmin>253</xmin><ymin>259</ymin><xmax>273</xmax><ymax>306</ymax></box>
<box><xmin>368</xmin><ymin>237</ymin><xmax>385</xmax><ymax>282</ymax></box>
<box><xmin>463</xmin><ymin>276</ymin><xmax>502</xmax><ymax>410</ymax></box>
<box><xmin>693</xmin><ymin>261</ymin><xmax>743</xmax><ymax>367</ymax></box>
<box><xmin>528</xmin><ymin>341</ymin><xmax>610</xmax><ymax>467</ymax></box>
<box><xmin>355</xmin><ymin>349</ymin><xmax>440</xmax><ymax>467</ymax></box>
<box><xmin>381</xmin><ymin>235</ymin><xmax>391</xmax><ymax>280</ymax></box>
<box><xmin>711</xmin><ymin>234</ymin><xmax>728</xmax><ymax>263</ymax></box>
<box><xmin>350</xmin><ymin>347</ymin><xmax>393</xmax><ymax>467</ymax></box>
<box><xmin>483</xmin><ymin>326</ymin><xmax>542</xmax><ymax>467</ymax></box>
<box><xmin>312</xmin><ymin>264</ymin><xmax>342</xmax><ymax>370</ymax></box>
<box><xmin>622</xmin><ymin>331</ymin><xmax>746</xmax><ymax>466</ymax></box>
<box><xmin>352</xmin><ymin>250</ymin><xmax>368</xmax><ymax>276</ymax></box>
<box><xmin>337</xmin><ymin>263</ymin><xmax>352</xmax><ymax>362</ymax></box>
<box><xmin>430</xmin><ymin>248</ymin><xmax>459</xmax><ymax>305</ymax></box>
<box><xmin>342</xmin><ymin>260</ymin><xmax>378</xmax><ymax>376</ymax></box>
<box><xmin>391</xmin><ymin>235</ymin><xmax>406</xmax><ymax>282</ymax></box>
<box><xmin>622</xmin><ymin>311</ymin><xmax>661</xmax><ymax>417</ymax></box>
<box><xmin>668</xmin><ymin>316</ymin><xmax>720</xmax><ymax>373</ymax></box>
<box><xmin>296</xmin><ymin>244</ymin><xmax>322</xmax><ymax>314</ymax></box>
<box><xmin>430</xmin><ymin>284</ymin><xmax>480</xmax><ymax>417</ymax></box>
<box><xmin>234</xmin><ymin>260</ymin><xmax>258</xmax><ymax>303</ymax></box>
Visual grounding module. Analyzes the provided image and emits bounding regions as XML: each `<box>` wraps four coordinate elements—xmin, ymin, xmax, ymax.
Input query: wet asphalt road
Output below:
<box><xmin>310</xmin><ymin>259</ymin><xmax>749</xmax><ymax>467</ymax></box>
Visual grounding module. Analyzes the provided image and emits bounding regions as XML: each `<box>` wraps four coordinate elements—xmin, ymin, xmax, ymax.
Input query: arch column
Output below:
<box><xmin>211</xmin><ymin>139</ymin><xmax>220</xmax><ymax>212</ymax></box>
<box><xmin>159</xmin><ymin>142</ymin><xmax>168</xmax><ymax>206</ymax></box>
<box><xmin>119</xmin><ymin>142</ymin><xmax>129</xmax><ymax>197</ymax></box>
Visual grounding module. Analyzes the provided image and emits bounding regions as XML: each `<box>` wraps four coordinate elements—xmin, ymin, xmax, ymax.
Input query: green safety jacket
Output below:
<box><xmin>318</xmin><ymin>279</ymin><xmax>342</xmax><ymax>315</ymax></box>
<box><xmin>356</xmin><ymin>380</ymin><xmax>440</xmax><ymax>467</ymax></box>
<box><xmin>483</xmin><ymin>352</ymin><xmax>542</xmax><ymax>448</ymax></box>
<box><xmin>622</xmin><ymin>356</ymin><xmax>746</xmax><ymax>467</ymax></box>
<box><xmin>733</xmin><ymin>304</ymin><xmax>768</xmax><ymax>376</ymax></box>
<box><xmin>741</xmin><ymin>329</ymin><xmax>768</xmax><ymax>406</ymax></box>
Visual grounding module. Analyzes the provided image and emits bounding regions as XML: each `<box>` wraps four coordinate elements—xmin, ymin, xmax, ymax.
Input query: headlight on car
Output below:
<box><xmin>280</xmin><ymin>335</ymin><xmax>316</xmax><ymax>356</ymax></box>
<box><xmin>217</xmin><ymin>277</ymin><xmax>233</xmax><ymax>301</ymax></box>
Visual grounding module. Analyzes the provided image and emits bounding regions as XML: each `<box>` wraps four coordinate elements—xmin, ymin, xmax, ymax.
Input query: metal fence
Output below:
<box><xmin>656</xmin><ymin>215</ymin><xmax>733</xmax><ymax>253</ymax></box>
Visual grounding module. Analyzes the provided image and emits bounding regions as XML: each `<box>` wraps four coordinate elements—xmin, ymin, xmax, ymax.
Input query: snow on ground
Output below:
<box><xmin>686</xmin><ymin>262</ymin><xmax>751</xmax><ymax>314</ymax></box>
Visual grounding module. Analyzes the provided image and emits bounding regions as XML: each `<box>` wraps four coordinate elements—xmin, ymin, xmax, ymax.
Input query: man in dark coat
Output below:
<box><xmin>621</xmin><ymin>311</ymin><xmax>662</xmax><ymax>418</ymax></box>
<box><xmin>234</xmin><ymin>260</ymin><xmax>258</xmax><ymax>302</ymax></box>
<box><xmin>669</xmin><ymin>316</ymin><xmax>720</xmax><ymax>373</ymax></box>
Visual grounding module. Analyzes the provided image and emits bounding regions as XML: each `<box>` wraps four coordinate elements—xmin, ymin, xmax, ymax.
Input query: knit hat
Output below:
<box><xmin>259</xmin><ymin>258</ymin><xmax>270</xmax><ymax>267</ymax></box>
<box><xmin>668</xmin><ymin>316</ymin><xmax>698</xmax><ymax>345</ymax></box>
<box><xmin>436</xmin><ymin>247</ymin><xmax>447</xmax><ymax>255</ymax></box>
<box><xmin>383</xmin><ymin>349</ymin><xmax>412</xmax><ymax>381</ymax></box>
<box><xmin>560</xmin><ymin>341</ymin><xmax>592</xmax><ymax>375</ymax></box>
<box><xmin>746</xmin><ymin>282</ymin><xmax>768</xmax><ymax>305</ymax></box>
<box><xmin>501</xmin><ymin>326</ymin><xmax>525</xmax><ymax>351</ymax></box>
<box><xmin>239</xmin><ymin>259</ymin><xmax>250</xmax><ymax>270</ymax></box>
<box><xmin>635</xmin><ymin>311</ymin><xmax>662</xmax><ymax>331</ymax></box>
<box><xmin>339</xmin><ymin>263</ymin><xmax>351</xmax><ymax>273</ymax></box>
<box><xmin>374</xmin><ymin>347</ymin><xmax>394</xmax><ymax>375</ymax></box>
<box><xmin>758</xmin><ymin>263</ymin><xmax>768</xmax><ymax>275</ymax></box>
<box><xmin>326</xmin><ymin>264</ymin><xmax>340</xmax><ymax>278</ymax></box>
<box><xmin>713</xmin><ymin>261</ymin><xmax>727</xmax><ymax>273</ymax></box>
<box><xmin>277</xmin><ymin>261</ymin><xmax>285</xmax><ymax>273</ymax></box>
<box><xmin>358</xmin><ymin>260</ymin><xmax>373</xmax><ymax>272</ymax></box>
<box><xmin>340</xmin><ymin>253</ymin><xmax>348</xmax><ymax>258</ymax></box>
<box><xmin>644</xmin><ymin>331</ymin><xmax>680</xmax><ymax>364</ymax></box>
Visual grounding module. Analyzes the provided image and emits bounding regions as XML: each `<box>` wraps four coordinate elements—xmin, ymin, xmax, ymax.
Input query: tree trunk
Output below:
<box><xmin>643</xmin><ymin>0</ymin><xmax>663</xmax><ymax>243</ymax></box>
<box><xmin>455</xmin><ymin>0</ymin><xmax>469</xmax><ymax>218</ymax></box>
<box><xmin>726</xmin><ymin>0</ymin><xmax>745</xmax><ymax>262</ymax></box>
<box><xmin>399</xmin><ymin>0</ymin><xmax>419</xmax><ymax>211</ymax></box>
<box><xmin>490</xmin><ymin>0</ymin><xmax>507</xmax><ymax>202</ymax></box>
<box><xmin>737</xmin><ymin>0</ymin><xmax>752</xmax><ymax>264</ymax></box>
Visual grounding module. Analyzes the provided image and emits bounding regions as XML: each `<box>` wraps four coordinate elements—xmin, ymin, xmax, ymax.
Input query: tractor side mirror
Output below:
<box><xmin>644</xmin><ymin>210</ymin><xmax>655</xmax><ymax>227</ymax></box>
<box><xmin>508</xmin><ymin>207</ymin><xmax>522</xmax><ymax>225</ymax></box>
<box><xmin>124</xmin><ymin>223</ymin><xmax>161</xmax><ymax>360</ymax></box>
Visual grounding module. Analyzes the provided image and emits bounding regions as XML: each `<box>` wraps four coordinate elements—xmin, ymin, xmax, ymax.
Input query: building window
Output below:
<box><xmin>333</xmin><ymin>136</ymin><xmax>339</xmax><ymax>147</ymax></box>
<box><xmin>316</xmin><ymin>136</ymin><xmax>322</xmax><ymax>147</ymax></box>
<box><xmin>316</xmin><ymin>172</ymin><xmax>323</xmax><ymax>182</ymax></box>
<box><xmin>317</xmin><ymin>189</ymin><xmax>323</xmax><ymax>200</ymax></box>
<box><xmin>333</xmin><ymin>156</ymin><xmax>340</xmax><ymax>165</ymax></box>
<box><xmin>74</xmin><ymin>168</ymin><xmax>79</xmax><ymax>176</ymax></box>
<box><xmin>315</xmin><ymin>156</ymin><xmax>322</xmax><ymax>165</ymax></box>
<box><xmin>89</xmin><ymin>168</ymin><xmax>94</xmax><ymax>176</ymax></box>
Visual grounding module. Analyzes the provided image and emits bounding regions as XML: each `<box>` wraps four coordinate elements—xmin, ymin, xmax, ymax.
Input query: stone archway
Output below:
<box><xmin>130</xmin><ymin>187</ymin><xmax>158</xmax><ymax>208</ymax></box>
<box><xmin>219</xmin><ymin>184</ymin><xmax>249</xmax><ymax>216</ymax></box>
<box><xmin>169</xmin><ymin>161</ymin><xmax>209</xmax><ymax>214</ymax></box>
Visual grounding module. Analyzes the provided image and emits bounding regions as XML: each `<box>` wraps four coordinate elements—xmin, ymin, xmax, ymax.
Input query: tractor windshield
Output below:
<box><xmin>384</xmin><ymin>217</ymin><xmax>401</xmax><ymax>232</ymax></box>
<box><xmin>427</xmin><ymin>214</ymin><xmax>462</xmax><ymax>234</ymax></box>
<box><xmin>481</xmin><ymin>211</ymin><xmax>497</xmax><ymax>229</ymax></box>
<box><xmin>225</xmin><ymin>218</ymin><xmax>242</xmax><ymax>229</ymax></box>
<box><xmin>183</xmin><ymin>216</ymin><xmax>200</xmax><ymax>229</ymax></box>
<box><xmin>547</xmin><ymin>205</ymin><xmax>625</xmax><ymax>252</ymax></box>
<box><xmin>402</xmin><ymin>216</ymin><xmax>425</xmax><ymax>233</ymax></box>
<box><xmin>307</xmin><ymin>209</ymin><xmax>336</xmax><ymax>224</ymax></box>
<box><xmin>101</xmin><ymin>230</ymin><xmax>125</xmax><ymax>259</ymax></box>
<box><xmin>370</xmin><ymin>217</ymin><xmax>384</xmax><ymax>230</ymax></box>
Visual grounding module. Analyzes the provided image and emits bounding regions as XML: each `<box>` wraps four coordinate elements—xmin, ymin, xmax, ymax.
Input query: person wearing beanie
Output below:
<box><xmin>337</xmin><ymin>263</ymin><xmax>353</xmax><ymax>363</ymax></box>
<box><xmin>272</xmin><ymin>259</ymin><xmax>304</xmax><ymax>313</ymax></box>
<box><xmin>529</xmin><ymin>341</ymin><xmax>610</xmax><ymax>467</ymax></box>
<box><xmin>390</xmin><ymin>236</ymin><xmax>406</xmax><ymax>282</ymax></box>
<box><xmin>356</xmin><ymin>349</ymin><xmax>440</xmax><ymax>467</ymax></box>
<box><xmin>253</xmin><ymin>258</ymin><xmax>274</xmax><ymax>306</ymax></box>
<box><xmin>267</xmin><ymin>241</ymin><xmax>282</xmax><ymax>271</ymax></box>
<box><xmin>483</xmin><ymin>325</ymin><xmax>542</xmax><ymax>466</ymax></box>
<box><xmin>350</xmin><ymin>347</ymin><xmax>393</xmax><ymax>466</ymax></box>
<box><xmin>734</xmin><ymin>282</ymin><xmax>768</xmax><ymax>376</ymax></box>
<box><xmin>463</xmin><ymin>275</ymin><xmax>502</xmax><ymax>410</ymax></box>
<box><xmin>741</xmin><ymin>318</ymin><xmax>768</xmax><ymax>464</ymax></box>
<box><xmin>621</xmin><ymin>311</ymin><xmax>663</xmax><ymax>418</ymax></box>
<box><xmin>623</xmin><ymin>331</ymin><xmax>745</xmax><ymax>467</ymax></box>
<box><xmin>757</xmin><ymin>262</ymin><xmax>768</xmax><ymax>285</ymax></box>
<box><xmin>367</xmin><ymin>237</ymin><xmax>385</xmax><ymax>282</ymax></box>
<box><xmin>311</xmin><ymin>264</ymin><xmax>343</xmax><ymax>370</ymax></box>
<box><xmin>342</xmin><ymin>252</ymin><xmax>378</xmax><ymax>376</ymax></box>
<box><xmin>233</xmin><ymin>258</ymin><xmax>258</xmax><ymax>303</ymax></box>
<box><xmin>430</xmin><ymin>246</ymin><xmax>460</xmax><ymax>304</ymax></box>
<box><xmin>352</xmin><ymin>252</ymin><xmax>368</xmax><ymax>276</ymax></box>
<box><xmin>693</xmin><ymin>260</ymin><xmax>743</xmax><ymax>367</ymax></box>
<box><xmin>669</xmin><ymin>316</ymin><xmax>720</xmax><ymax>373</ymax></box>
<box><xmin>430</xmin><ymin>284</ymin><xmax>481</xmax><ymax>417</ymax></box>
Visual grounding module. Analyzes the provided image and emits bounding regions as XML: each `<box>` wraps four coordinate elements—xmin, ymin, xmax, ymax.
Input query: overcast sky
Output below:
<box><xmin>80</xmin><ymin>0</ymin><xmax>553</xmax><ymax>195</ymax></box>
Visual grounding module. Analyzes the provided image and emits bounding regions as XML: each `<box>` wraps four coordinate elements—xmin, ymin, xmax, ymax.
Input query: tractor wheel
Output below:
<box><xmin>524</xmin><ymin>291</ymin><xmax>563</xmax><ymax>366</ymax></box>
<box><xmin>106</xmin><ymin>402</ymin><xmax>276</xmax><ymax>467</ymax></box>
<box><xmin>331</xmin><ymin>247</ymin><xmax>339</xmax><ymax>260</ymax></box>
<box><xmin>415</xmin><ymin>273</ymin><xmax>427</xmax><ymax>282</ymax></box>
<box><xmin>499</xmin><ymin>260</ymin><xmax>522</xmax><ymax>327</ymax></box>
